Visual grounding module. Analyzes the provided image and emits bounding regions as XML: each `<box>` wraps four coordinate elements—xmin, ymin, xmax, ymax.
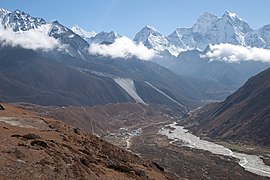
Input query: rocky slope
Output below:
<box><xmin>0</xmin><ymin>44</ymin><xmax>229</xmax><ymax>111</ymax></box>
<box><xmin>0</xmin><ymin>103</ymin><xmax>175</xmax><ymax>179</ymax></box>
<box><xmin>185</xmin><ymin>67</ymin><xmax>270</xmax><ymax>146</ymax></box>
<box><xmin>0</xmin><ymin>46</ymin><xmax>135</xmax><ymax>106</ymax></box>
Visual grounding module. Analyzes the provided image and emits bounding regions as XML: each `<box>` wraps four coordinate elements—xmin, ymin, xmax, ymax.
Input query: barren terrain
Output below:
<box><xmin>0</xmin><ymin>104</ymin><xmax>175</xmax><ymax>179</ymax></box>
<box><xmin>23</xmin><ymin>103</ymin><xmax>270</xmax><ymax>179</ymax></box>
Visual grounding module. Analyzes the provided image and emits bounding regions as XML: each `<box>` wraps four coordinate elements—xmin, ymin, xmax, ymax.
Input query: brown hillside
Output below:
<box><xmin>0</xmin><ymin>104</ymin><xmax>175</xmax><ymax>179</ymax></box>
<box><xmin>186</xmin><ymin>68</ymin><xmax>270</xmax><ymax>146</ymax></box>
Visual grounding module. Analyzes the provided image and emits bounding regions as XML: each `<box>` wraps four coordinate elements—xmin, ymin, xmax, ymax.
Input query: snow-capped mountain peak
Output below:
<box><xmin>134</xmin><ymin>25</ymin><xmax>162</xmax><ymax>43</ymax></box>
<box><xmin>221</xmin><ymin>11</ymin><xmax>252</xmax><ymax>33</ymax></box>
<box><xmin>48</xmin><ymin>20</ymin><xmax>90</xmax><ymax>56</ymax></box>
<box><xmin>0</xmin><ymin>8</ymin><xmax>90</xmax><ymax>59</ymax></box>
<box><xmin>71</xmin><ymin>25</ymin><xmax>96</xmax><ymax>39</ymax></box>
<box><xmin>0</xmin><ymin>8</ymin><xmax>10</xmax><ymax>18</ymax></box>
<box><xmin>134</xmin><ymin>25</ymin><xmax>185</xmax><ymax>56</ymax></box>
<box><xmin>165</xmin><ymin>11</ymin><xmax>258</xmax><ymax>53</ymax></box>
<box><xmin>89</xmin><ymin>31</ymin><xmax>121</xmax><ymax>44</ymax></box>
<box><xmin>192</xmin><ymin>12</ymin><xmax>219</xmax><ymax>34</ymax></box>
<box><xmin>134</xmin><ymin>25</ymin><xmax>170</xmax><ymax>50</ymax></box>
<box><xmin>223</xmin><ymin>10</ymin><xmax>241</xmax><ymax>20</ymax></box>
<box><xmin>1</xmin><ymin>9</ymin><xmax>46</xmax><ymax>32</ymax></box>
<box><xmin>143</xmin><ymin>25</ymin><xmax>159</xmax><ymax>33</ymax></box>
<box><xmin>107</xmin><ymin>30</ymin><xmax>120</xmax><ymax>37</ymax></box>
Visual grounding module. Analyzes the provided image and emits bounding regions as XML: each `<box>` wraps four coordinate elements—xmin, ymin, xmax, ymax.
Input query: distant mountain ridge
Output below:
<box><xmin>2</xmin><ymin>8</ymin><xmax>270</xmax><ymax>58</ymax></box>
<box><xmin>156</xmin><ymin>49</ymin><xmax>270</xmax><ymax>89</ymax></box>
<box><xmin>133</xmin><ymin>11</ymin><xmax>270</xmax><ymax>56</ymax></box>
<box><xmin>68</xmin><ymin>11</ymin><xmax>270</xmax><ymax>57</ymax></box>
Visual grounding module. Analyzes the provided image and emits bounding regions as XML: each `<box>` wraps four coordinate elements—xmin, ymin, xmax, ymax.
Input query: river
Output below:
<box><xmin>159</xmin><ymin>122</ymin><xmax>270</xmax><ymax>177</ymax></box>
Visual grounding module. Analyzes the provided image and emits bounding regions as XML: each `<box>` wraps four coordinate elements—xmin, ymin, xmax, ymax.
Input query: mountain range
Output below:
<box><xmin>0</xmin><ymin>8</ymin><xmax>269</xmax><ymax>108</ymax></box>
<box><xmin>0</xmin><ymin>8</ymin><xmax>234</xmax><ymax>113</ymax></box>
<box><xmin>69</xmin><ymin>10</ymin><xmax>270</xmax><ymax>89</ymax></box>
<box><xmin>2</xmin><ymin>8</ymin><xmax>270</xmax><ymax>59</ymax></box>
<box><xmin>71</xmin><ymin>11</ymin><xmax>270</xmax><ymax>56</ymax></box>
<box><xmin>134</xmin><ymin>11</ymin><xmax>270</xmax><ymax>54</ymax></box>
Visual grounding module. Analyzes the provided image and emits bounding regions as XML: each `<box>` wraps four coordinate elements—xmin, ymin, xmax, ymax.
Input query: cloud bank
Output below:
<box><xmin>88</xmin><ymin>36</ymin><xmax>156</xmax><ymax>60</ymax></box>
<box><xmin>0</xmin><ymin>24</ymin><xmax>62</xmax><ymax>51</ymax></box>
<box><xmin>203</xmin><ymin>43</ymin><xmax>270</xmax><ymax>63</ymax></box>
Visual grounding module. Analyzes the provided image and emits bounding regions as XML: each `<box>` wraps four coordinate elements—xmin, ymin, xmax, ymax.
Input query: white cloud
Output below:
<box><xmin>202</xmin><ymin>43</ymin><xmax>270</xmax><ymax>63</ymax></box>
<box><xmin>88</xmin><ymin>36</ymin><xmax>156</xmax><ymax>60</ymax></box>
<box><xmin>0</xmin><ymin>24</ymin><xmax>63</xmax><ymax>51</ymax></box>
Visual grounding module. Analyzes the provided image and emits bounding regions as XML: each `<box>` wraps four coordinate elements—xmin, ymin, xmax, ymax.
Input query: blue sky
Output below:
<box><xmin>1</xmin><ymin>0</ymin><xmax>270</xmax><ymax>38</ymax></box>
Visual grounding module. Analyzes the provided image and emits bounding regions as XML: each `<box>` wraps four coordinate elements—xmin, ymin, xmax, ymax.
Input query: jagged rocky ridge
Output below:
<box><xmin>134</xmin><ymin>11</ymin><xmax>270</xmax><ymax>55</ymax></box>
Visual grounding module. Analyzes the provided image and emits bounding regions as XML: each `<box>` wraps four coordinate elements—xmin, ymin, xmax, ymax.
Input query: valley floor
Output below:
<box><xmin>19</xmin><ymin>103</ymin><xmax>270</xmax><ymax>179</ymax></box>
<box><xmin>102</xmin><ymin>112</ymin><xmax>270</xmax><ymax>179</ymax></box>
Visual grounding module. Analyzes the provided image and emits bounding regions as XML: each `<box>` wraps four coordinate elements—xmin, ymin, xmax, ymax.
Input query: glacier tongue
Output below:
<box><xmin>114</xmin><ymin>78</ymin><xmax>145</xmax><ymax>104</ymax></box>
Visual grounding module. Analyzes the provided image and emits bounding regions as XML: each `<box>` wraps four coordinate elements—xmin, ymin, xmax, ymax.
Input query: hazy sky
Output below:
<box><xmin>1</xmin><ymin>0</ymin><xmax>270</xmax><ymax>38</ymax></box>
